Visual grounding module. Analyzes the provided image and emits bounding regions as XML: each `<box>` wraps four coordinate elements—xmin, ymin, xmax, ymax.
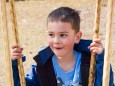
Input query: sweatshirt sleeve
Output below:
<box><xmin>95</xmin><ymin>50</ymin><xmax>114</xmax><ymax>86</ymax></box>
<box><xmin>12</xmin><ymin>56</ymin><xmax>40</xmax><ymax>86</ymax></box>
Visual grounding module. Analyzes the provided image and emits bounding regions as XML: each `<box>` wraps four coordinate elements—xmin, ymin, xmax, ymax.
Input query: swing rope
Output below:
<box><xmin>9</xmin><ymin>0</ymin><xmax>26</xmax><ymax>86</ymax></box>
<box><xmin>1</xmin><ymin>0</ymin><xmax>14</xmax><ymax>86</ymax></box>
<box><xmin>88</xmin><ymin>0</ymin><xmax>102</xmax><ymax>86</ymax></box>
<box><xmin>102</xmin><ymin>0</ymin><xmax>114</xmax><ymax>85</ymax></box>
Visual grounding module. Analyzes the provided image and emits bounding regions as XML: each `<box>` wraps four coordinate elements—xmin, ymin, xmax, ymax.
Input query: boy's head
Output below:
<box><xmin>47</xmin><ymin>7</ymin><xmax>82</xmax><ymax>57</ymax></box>
<box><xmin>47</xmin><ymin>7</ymin><xmax>80</xmax><ymax>33</ymax></box>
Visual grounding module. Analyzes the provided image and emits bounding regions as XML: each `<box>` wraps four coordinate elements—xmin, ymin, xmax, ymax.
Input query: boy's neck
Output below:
<box><xmin>56</xmin><ymin>51</ymin><xmax>76</xmax><ymax>72</ymax></box>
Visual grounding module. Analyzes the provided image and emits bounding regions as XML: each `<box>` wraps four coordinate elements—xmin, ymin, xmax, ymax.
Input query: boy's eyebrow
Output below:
<box><xmin>47</xmin><ymin>31</ymin><xmax>69</xmax><ymax>33</ymax></box>
<box><xmin>60</xmin><ymin>32</ymin><xmax>69</xmax><ymax>33</ymax></box>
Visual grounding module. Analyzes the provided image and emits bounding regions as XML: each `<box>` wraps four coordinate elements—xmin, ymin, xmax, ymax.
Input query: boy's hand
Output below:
<box><xmin>11</xmin><ymin>44</ymin><xmax>23</xmax><ymax>60</ymax></box>
<box><xmin>88</xmin><ymin>39</ymin><xmax>104</xmax><ymax>54</ymax></box>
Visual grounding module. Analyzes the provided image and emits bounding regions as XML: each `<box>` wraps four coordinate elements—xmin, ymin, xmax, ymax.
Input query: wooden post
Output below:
<box><xmin>102</xmin><ymin>0</ymin><xmax>114</xmax><ymax>86</ymax></box>
<box><xmin>9</xmin><ymin>0</ymin><xmax>26</xmax><ymax>86</ymax></box>
<box><xmin>1</xmin><ymin>0</ymin><xmax>14</xmax><ymax>86</ymax></box>
<box><xmin>88</xmin><ymin>0</ymin><xmax>101</xmax><ymax>86</ymax></box>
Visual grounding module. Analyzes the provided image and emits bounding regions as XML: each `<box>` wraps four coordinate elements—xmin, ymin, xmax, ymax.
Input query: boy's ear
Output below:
<box><xmin>74</xmin><ymin>31</ymin><xmax>82</xmax><ymax>44</ymax></box>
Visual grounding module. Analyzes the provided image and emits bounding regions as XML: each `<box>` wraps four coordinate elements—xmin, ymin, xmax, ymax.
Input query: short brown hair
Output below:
<box><xmin>47</xmin><ymin>7</ymin><xmax>80</xmax><ymax>33</ymax></box>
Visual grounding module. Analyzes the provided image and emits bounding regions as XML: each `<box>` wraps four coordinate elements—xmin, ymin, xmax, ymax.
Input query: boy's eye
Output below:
<box><xmin>60</xmin><ymin>34</ymin><xmax>67</xmax><ymax>37</ymax></box>
<box><xmin>48</xmin><ymin>34</ymin><xmax>55</xmax><ymax>37</ymax></box>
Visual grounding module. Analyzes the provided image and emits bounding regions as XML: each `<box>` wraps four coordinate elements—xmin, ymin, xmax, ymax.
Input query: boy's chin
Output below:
<box><xmin>54</xmin><ymin>53</ymin><xmax>64</xmax><ymax>58</ymax></box>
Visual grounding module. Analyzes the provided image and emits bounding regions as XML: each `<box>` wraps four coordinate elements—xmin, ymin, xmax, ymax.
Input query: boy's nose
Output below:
<box><xmin>54</xmin><ymin>36</ymin><xmax>61</xmax><ymax>44</ymax></box>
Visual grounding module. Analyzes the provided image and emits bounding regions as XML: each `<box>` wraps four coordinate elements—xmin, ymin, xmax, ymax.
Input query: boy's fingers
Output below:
<box><xmin>12</xmin><ymin>48</ymin><xmax>23</xmax><ymax>53</ymax></box>
<box><xmin>12</xmin><ymin>56</ymin><xmax>22</xmax><ymax>60</ymax></box>
<box><xmin>88</xmin><ymin>39</ymin><xmax>103</xmax><ymax>54</ymax></box>
<box><xmin>90</xmin><ymin>47</ymin><xmax>98</xmax><ymax>53</ymax></box>
<box><xmin>89</xmin><ymin>46</ymin><xmax>103</xmax><ymax>54</ymax></box>
<box><xmin>12</xmin><ymin>44</ymin><xmax>19</xmax><ymax>49</ymax></box>
<box><xmin>92</xmin><ymin>49</ymin><xmax>98</xmax><ymax>53</ymax></box>
<box><xmin>12</xmin><ymin>53</ymin><xmax>23</xmax><ymax>56</ymax></box>
<box><xmin>12</xmin><ymin>53</ymin><xmax>23</xmax><ymax>60</ymax></box>
<box><xmin>11</xmin><ymin>45</ymin><xmax>24</xmax><ymax>60</ymax></box>
<box><xmin>93</xmin><ymin>39</ymin><xmax>101</xmax><ymax>44</ymax></box>
<box><xmin>88</xmin><ymin>42</ymin><xmax>100</xmax><ymax>48</ymax></box>
<box><xmin>90</xmin><ymin>47</ymin><xmax>98</xmax><ymax>51</ymax></box>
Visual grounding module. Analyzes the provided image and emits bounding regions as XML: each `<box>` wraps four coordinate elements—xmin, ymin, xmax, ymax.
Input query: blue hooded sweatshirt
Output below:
<box><xmin>12</xmin><ymin>39</ymin><xmax>114</xmax><ymax>86</ymax></box>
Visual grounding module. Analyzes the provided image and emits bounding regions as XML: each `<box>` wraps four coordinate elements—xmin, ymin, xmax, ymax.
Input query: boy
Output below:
<box><xmin>11</xmin><ymin>7</ymin><xmax>114</xmax><ymax>86</ymax></box>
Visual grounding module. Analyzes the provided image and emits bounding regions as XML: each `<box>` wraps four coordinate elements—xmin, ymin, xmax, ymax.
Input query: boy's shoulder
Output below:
<box><xmin>74</xmin><ymin>39</ymin><xmax>92</xmax><ymax>53</ymax></box>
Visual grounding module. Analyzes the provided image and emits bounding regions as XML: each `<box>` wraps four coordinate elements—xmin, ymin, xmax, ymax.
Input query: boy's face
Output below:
<box><xmin>47</xmin><ymin>21</ymin><xmax>82</xmax><ymax>57</ymax></box>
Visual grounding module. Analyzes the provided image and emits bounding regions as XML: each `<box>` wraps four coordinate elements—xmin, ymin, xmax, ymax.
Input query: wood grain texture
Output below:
<box><xmin>9</xmin><ymin>0</ymin><xmax>26</xmax><ymax>86</ymax></box>
<box><xmin>102</xmin><ymin>0</ymin><xmax>114</xmax><ymax>86</ymax></box>
<box><xmin>1</xmin><ymin>0</ymin><xmax>14</xmax><ymax>86</ymax></box>
<box><xmin>88</xmin><ymin>0</ymin><xmax>102</xmax><ymax>86</ymax></box>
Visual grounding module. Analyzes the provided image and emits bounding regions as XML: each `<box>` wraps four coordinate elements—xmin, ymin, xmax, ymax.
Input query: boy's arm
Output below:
<box><xmin>12</xmin><ymin>56</ymin><xmax>40</xmax><ymax>86</ymax></box>
<box><xmin>12</xmin><ymin>59</ymin><xmax>21</xmax><ymax>86</ymax></box>
<box><xmin>95</xmin><ymin>50</ymin><xmax>114</xmax><ymax>86</ymax></box>
<box><xmin>25</xmin><ymin>64</ymin><xmax>40</xmax><ymax>86</ymax></box>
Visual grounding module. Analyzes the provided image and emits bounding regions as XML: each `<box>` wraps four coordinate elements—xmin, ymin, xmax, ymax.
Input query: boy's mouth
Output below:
<box><xmin>55</xmin><ymin>47</ymin><xmax>63</xmax><ymax>50</ymax></box>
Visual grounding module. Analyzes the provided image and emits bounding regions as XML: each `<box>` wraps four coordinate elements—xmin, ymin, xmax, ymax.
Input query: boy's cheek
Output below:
<box><xmin>48</xmin><ymin>39</ymin><xmax>52</xmax><ymax>44</ymax></box>
<box><xmin>48</xmin><ymin>40</ymin><xmax>53</xmax><ymax>45</ymax></box>
<box><xmin>48</xmin><ymin>40</ymin><xmax>53</xmax><ymax>47</ymax></box>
